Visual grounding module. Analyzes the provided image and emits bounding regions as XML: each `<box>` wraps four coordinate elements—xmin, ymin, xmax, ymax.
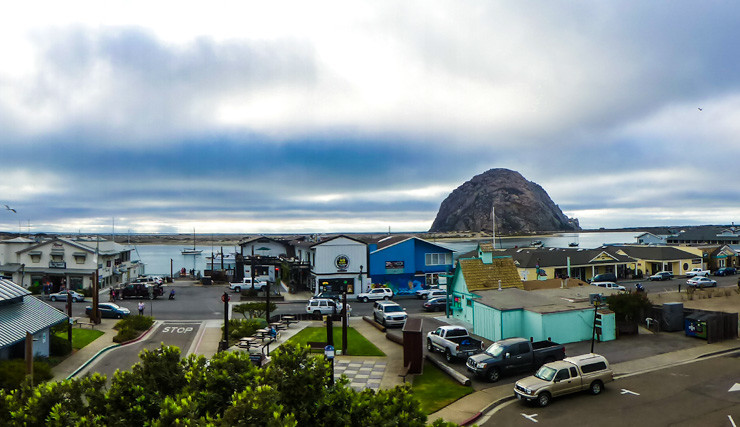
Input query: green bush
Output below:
<box><xmin>28</xmin><ymin>283</ymin><xmax>42</xmax><ymax>295</ymax></box>
<box><xmin>114</xmin><ymin>315</ymin><xmax>154</xmax><ymax>332</ymax></box>
<box><xmin>223</xmin><ymin>318</ymin><xmax>267</xmax><ymax>344</ymax></box>
<box><xmin>113</xmin><ymin>327</ymin><xmax>139</xmax><ymax>343</ymax></box>
<box><xmin>0</xmin><ymin>359</ymin><xmax>53</xmax><ymax>391</ymax></box>
<box><xmin>50</xmin><ymin>334</ymin><xmax>72</xmax><ymax>357</ymax></box>
<box><xmin>242</xmin><ymin>288</ymin><xmax>259</xmax><ymax>297</ymax></box>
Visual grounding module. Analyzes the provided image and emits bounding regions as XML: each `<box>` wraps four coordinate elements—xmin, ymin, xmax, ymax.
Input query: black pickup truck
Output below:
<box><xmin>466</xmin><ymin>337</ymin><xmax>566</xmax><ymax>382</ymax></box>
<box><xmin>117</xmin><ymin>283</ymin><xmax>164</xmax><ymax>299</ymax></box>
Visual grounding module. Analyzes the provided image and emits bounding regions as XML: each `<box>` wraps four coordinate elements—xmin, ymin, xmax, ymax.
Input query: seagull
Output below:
<box><xmin>4</xmin><ymin>205</ymin><xmax>16</xmax><ymax>213</ymax></box>
<box><xmin>698</xmin><ymin>107</ymin><xmax>703</xmax><ymax>111</ymax></box>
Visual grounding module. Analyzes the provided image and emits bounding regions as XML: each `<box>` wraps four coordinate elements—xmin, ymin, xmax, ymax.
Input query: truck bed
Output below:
<box><xmin>532</xmin><ymin>340</ymin><xmax>561</xmax><ymax>351</ymax></box>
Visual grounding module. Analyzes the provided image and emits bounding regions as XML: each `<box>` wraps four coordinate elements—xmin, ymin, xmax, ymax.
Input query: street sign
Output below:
<box><xmin>221</xmin><ymin>294</ymin><xmax>231</xmax><ymax>303</ymax></box>
<box><xmin>324</xmin><ymin>345</ymin><xmax>335</xmax><ymax>360</ymax></box>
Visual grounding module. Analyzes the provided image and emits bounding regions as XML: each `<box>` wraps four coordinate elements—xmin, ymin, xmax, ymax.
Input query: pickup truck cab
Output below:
<box><xmin>117</xmin><ymin>283</ymin><xmax>164</xmax><ymax>299</ymax></box>
<box><xmin>685</xmin><ymin>268</ymin><xmax>710</xmax><ymax>278</ymax></box>
<box><xmin>230</xmin><ymin>278</ymin><xmax>268</xmax><ymax>292</ymax></box>
<box><xmin>467</xmin><ymin>337</ymin><xmax>566</xmax><ymax>382</ymax></box>
<box><xmin>426</xmin><ymin>326</ymin><xmax>483</xmax><ymax>362</ymax></box>
<box><xmin>514</xmin><ymin>353</ymin><xmax>613</xmax><ymax>407</ymax></box>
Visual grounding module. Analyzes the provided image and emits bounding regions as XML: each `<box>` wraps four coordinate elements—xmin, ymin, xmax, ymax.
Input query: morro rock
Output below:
<box><xmin>429</xmin><ymin>168</ymin><xmax>580</xmax><ymax>235</ymax></box>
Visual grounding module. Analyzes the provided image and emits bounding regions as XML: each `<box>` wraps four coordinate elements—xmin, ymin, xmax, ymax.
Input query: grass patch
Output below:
<box><xmin>286</xmin><ymin>327</ymin><xmax>385</xmax><ymax>356</ymax></box>
<box><xmin>55</xmin><ymin>329</ymin><xmax>104</xmax><ymax>350</ymax></box>
<box><xmin>412</xmin><ymin>360</ymin><xmax>474</xmax><ymax>414</ymax></box>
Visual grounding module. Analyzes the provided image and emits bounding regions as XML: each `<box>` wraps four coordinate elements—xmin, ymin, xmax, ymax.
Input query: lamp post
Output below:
<box><xmin>590</xmin><ymin>299</ymin><xmax>600</xmax><ymax>353</ymax></box>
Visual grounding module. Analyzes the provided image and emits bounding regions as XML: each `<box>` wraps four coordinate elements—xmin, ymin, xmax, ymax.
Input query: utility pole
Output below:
<box><xmin>66</xmin><ymin>290</ymin><xmax>72</xmax><ymax>342</ymax></box>
<box><xmin>221</xmin><ymin>292</ymin><xmax>231</xmax><ymax>351</ymax></box>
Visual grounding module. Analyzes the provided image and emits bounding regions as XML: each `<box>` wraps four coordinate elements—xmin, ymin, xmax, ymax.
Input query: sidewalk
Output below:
<box><xmin>51</xmin><ymin>319</ymin><xmax>119</xmax><ymax>381</ymax></box>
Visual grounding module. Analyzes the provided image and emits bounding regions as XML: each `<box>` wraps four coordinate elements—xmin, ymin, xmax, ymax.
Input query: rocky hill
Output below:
<box><xmin>429</xmin><ymin>169</ymin><xmax>580</xmax><ymax>235</ymax></box>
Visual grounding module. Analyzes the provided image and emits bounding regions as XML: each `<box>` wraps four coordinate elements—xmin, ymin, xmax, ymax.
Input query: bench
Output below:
<box><xmin>399</xmin><ymin>363</ymin><xmax>412</xmax><ymax>383</ymax></box>
<box><xmin>76</xmin><ymin>321</ymin><xmax>96</xmax><ymax>329</ymax></box>
<box><xmin>307</xmin><ymin>341</ymin><xmax>327</xmax><ymax>353</ymax></box>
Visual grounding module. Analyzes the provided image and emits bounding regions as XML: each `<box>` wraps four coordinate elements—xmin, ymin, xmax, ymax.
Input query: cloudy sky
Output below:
<box><xmin>1</xmin><ymin>1</ymin><xmax>739</xmax><ymax>234</ymax></box>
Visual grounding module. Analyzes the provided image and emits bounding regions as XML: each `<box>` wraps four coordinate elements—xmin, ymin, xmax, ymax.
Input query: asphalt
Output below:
<box><xmin>51</xmin><ymin>284</ymin><xmax>740</xmax><ymax>425</ymax></box>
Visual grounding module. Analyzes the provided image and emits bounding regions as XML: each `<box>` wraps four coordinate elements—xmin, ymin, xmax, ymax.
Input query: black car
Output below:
<box><xmin>423</xmin><ymin>297</ymin><xmax>447</xmax><ymax>312</ymax></box>
<box><xmin>649</xmin><ymin>271</ymin><xmax>673</xmax><ymax>281</ymax></box>
<box><xmin>713</xmin><ymin>267</ymin><xmax>737</xmax><ymax>276</ymax></box>
<box><xmin>591</xmin><ymin>273</ymin><xmax>617</xmax><ymax>283</ymax></box>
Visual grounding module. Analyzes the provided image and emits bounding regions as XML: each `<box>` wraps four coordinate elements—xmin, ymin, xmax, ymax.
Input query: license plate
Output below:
<box><xmin>517</xmin><ymin>394</ymin><xmax>522</xmax><ymax>400</ymax></box>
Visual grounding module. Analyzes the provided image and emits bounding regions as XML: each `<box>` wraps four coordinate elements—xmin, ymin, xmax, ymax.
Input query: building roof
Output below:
<box><xmin>0</xmin><ymin>279</ymin><xmax>68</xmax><ymax>348</ymax></box>
<box><xmin>459</xmin><ymin>257</ymin><xmax>522</xmax><ymax>291</ymax></box>
<box><xmin>1</xmin><ymin>237</ymin><xmax>36</xmax><ymax>244</ymax></box>
<box><xmin>16</xmin><ymin>237</ymin><xmax>96</xmax><ymax>255</ymax></box>
<box><xmin>238</xmin><ymin>236</ymin><xmax>290</xmax><ymax>247</ymax></box>
<box><xmin>497</xmin><ymin>247</ymin><xmax>633</xmax><ymax>268</ymax></box>
<box><xmin>667</xmin><ymin>226</ymin><xmax>740</xmax><ymax>244</ymax></box>
<box><xmin>369</xmin><ymin>236</ymin><xmax>453</xmax><ymax>254</ymax></box>
<box><xmin>613</xmin><ymin>245</ymin><xmax>700</xmax><ymax>261</ymax></box>
<box><xmin>0</xmin><ymin>278</ymin><xmax>30</xmax><ymax>304</ymax></box>
<box><xmin>310</xmin><ymin>234</ymin><xmax>368</xmax><ymax>248</ymax></box>
<box><xmin>474</xmin><ymin>286</ymin><xmax>618</xmax><ymax>313</ymax></box>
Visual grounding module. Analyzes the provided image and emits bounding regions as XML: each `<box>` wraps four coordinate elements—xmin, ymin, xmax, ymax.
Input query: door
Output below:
<box><xmin>552</xmin><ymin>368</ymin><xmax>580</xmax><ymax>396</ymax></box>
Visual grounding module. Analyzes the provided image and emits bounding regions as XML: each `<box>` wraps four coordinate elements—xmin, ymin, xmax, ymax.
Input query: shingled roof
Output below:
<box><xmin>459</xmin><ymin>257</ymin><xmax>522</xmax><ymax>291</ymax></box>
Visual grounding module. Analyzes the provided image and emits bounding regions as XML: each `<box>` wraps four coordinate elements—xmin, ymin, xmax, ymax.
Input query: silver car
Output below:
<box><xmin>48</xmin><ymin>290</ymin><xmax>86</xmax><ymax>302</ymax></box>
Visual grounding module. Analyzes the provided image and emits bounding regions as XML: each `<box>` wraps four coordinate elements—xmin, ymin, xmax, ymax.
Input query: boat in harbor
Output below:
<box><xmin>530</xmin><ymin>240</ymin><xmax>544</xmax><ymax>247</ymax></box>
<box><xmin>182</xmin><ymin>230</ymin><xmax>202</xmax><ymax>255</ymax></box>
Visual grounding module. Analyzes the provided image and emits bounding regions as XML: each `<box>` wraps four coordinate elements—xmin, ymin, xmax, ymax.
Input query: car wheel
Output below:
<box><xmin>383</xmin><ymin>296</ymin><xmax>389</xmax><ymax>300</ymax></box>
<box><xmin>50</xmin><ymin>296</ymin><xmax>57</xmax><ymax>301</ymax></box>
<box><xmin>360</xmin><ymin>296</ymin><xmax>367</xmax><ymax>303</ymax></box>
<box><xmin>445</xmin><ymin>349</ymin><xmax>454</xmax><ymax>363</ymax></box>
<box><xmin>537</xmin><ymin>391</ymin><xmax>551</xmax><ymax>407</ymax></box>
<box><xmin>117</xmin><ymin>314</ymin><xmax>122</xmax><ymax>319</ymax></box>
<box><xmin>234</xmin><ymin>287</ymin><xmax>241</xmax><ymax>293</ymax></box>
<box><xmin>427</xmin><ymin>339</ymin><xmax>433</xmax><ymax>352</ymax></box>
<box><xmin>590</xmin><ymin>380</ymin><xmax>603</xmax><ymax>395</ymax></box>
<box><xmin>382</xmin><ymin>317</ymin><xmax>387</xmax><ymax>327</ymax></box>
<box><xmin>486</xmin><ymin>367</ymin><xmax>501</xmax><ymax>383</ymax></box>
<box><xmin>423</xmin><ymin>294</ymin><xmax>428</xmax><ymax>300</ymax></box>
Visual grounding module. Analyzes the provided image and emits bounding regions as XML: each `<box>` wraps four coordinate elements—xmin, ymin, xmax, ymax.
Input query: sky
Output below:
<box><xmin>2</xmin><ymin>1</ymin><xmax>740</xmax><ymax>234</ymax></box>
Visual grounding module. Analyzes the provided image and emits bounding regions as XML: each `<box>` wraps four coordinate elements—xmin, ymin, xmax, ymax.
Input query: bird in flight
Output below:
<box><xmin>698</xmin><ymin>107</ymin><xmax>703</xmax><ymax>111</ymax></box>
<box><xmin>4</xmin><ymin>205</ymin><xmax>16</xmax><ymax>213</ymax></box>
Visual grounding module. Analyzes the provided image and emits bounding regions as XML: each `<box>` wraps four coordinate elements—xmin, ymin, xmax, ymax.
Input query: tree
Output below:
<box><xmin>233</xmin><ymin>302</ymin><xmax>277</xmax><ymax>319</ymax></box>
<box><xmin>606</xmin><ymin>292</ymin><xmax>653</xmax><ymax>323</ymax></box>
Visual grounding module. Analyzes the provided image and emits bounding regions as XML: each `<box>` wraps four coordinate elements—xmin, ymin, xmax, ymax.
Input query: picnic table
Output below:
<box><xmin>254</xmin><ymin>328</ymin><xmax>270</xmax><ymax>340</ymax></box>
<box><xmin>270</xmin><ymin>322</ymin><xmax>287</xmax><ymax>331</ymax></box>
<box><xmin>238</xmin><ymin>337</ymin><xmax>258</xmax><ymax>349</ymax></box>
<box><xmin>281</xmin><ymin>315</ymin><xmax>297</xmax><ymax>326</ymax></box>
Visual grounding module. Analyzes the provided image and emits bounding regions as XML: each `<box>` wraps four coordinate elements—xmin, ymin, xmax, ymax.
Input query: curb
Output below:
<box><xmin>65</xmin><ymin>322</ymin><xmax>158</xmax><ymax>380</ymax></box>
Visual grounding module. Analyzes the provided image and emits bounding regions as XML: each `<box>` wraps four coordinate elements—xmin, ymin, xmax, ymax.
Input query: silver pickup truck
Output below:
<box><xmin>514</xmin><ymin>353</ymin><xmax>614</xmax><ymax>407</ymax></box>
<box><xmin>426</xmin><ymin>326</ymin><xmax>483</xmax><ymax>362</ymax></box>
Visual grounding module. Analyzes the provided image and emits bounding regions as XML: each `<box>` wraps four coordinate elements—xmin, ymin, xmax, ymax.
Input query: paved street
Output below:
<box><xmin>487</xmin><ymin>353</ymin><xmax>740</xmax><ymax>426</ymax></box>
<box><xmin>83</xmin><ymin>320</ymin><xmax>203</xmax><ymax>381</ymax></box>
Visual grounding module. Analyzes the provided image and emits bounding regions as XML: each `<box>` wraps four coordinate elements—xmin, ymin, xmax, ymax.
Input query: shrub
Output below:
<box><xmin>113</xmin><ymin>327</ymin><xmax>139</xmax><ymax>343</ymax></box>
<box><xmin>605</xmin><ymin>292</ymin><xmax>653</xmax><ymax>323</ymax></box>
<box><xmin>114</xmin><ymin>316</ymin><xmax>154</xmax><ymax>332</ymax></box>
<box><xmin>50</xmin><ymin>334</ymin><xmax>72</xmax><ymax>357</ymax></box>
<box><xmin>223</xmin><ymin>318</ymin><xmax>267</xmax><ymax>343</ymax></box>
<box><xmin>0</xmin><ymin>359</ymin><xmax>53</xmax><ymax>391</ymax></box>
<box><xmin>28</xmin><ymin>282</ymin><xmax>42</xmax><ymax>295</ymax></box>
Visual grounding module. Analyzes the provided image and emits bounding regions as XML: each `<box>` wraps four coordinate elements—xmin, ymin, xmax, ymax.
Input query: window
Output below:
<box><xmin>555</xmin><ymin>369</ymin><xmax>570</xmax><ymax>381</ymax></box>
<box><xmin>426</xmin><ymin>273</ymin><xmax>440</xmax><ymax>286</ymax></box>
<box><xmin>425</xmin><ymin>253</ymin><xmax>452</xmax><ymax>266</ymax></box>
<box><xmin>580</xmin><ymin>361</ymin><xmax>607</xmax><ymax>374</ymax></box>
<box><xmin>466</xmin><ymin>299</ymin><xmax>472</xmax><ymax>307</ymax></box>
<box><xmin>569</xmin><ymin>367</ymin><xmax>578</xmax><ymax>377</ymax></box>
<box><xmin>518</xmin><ymin>343</ymin><xmax>531</xmax><ymax>354</ymax></box>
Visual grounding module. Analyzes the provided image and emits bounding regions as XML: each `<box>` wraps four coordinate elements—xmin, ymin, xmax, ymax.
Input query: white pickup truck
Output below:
<box><xmin>230</xmin><ymin>277</ymin><xmax>268</xmax><ymax>292</ymax></box>
<box><xmin>426</xmin><ymin>326</ymin><xmax>483</xmax><ymax>362</ymax></box>
<box><xmin>685</xmin><ymin>268</ymin><xmax>710</xmax><ymax>278</ymax></box>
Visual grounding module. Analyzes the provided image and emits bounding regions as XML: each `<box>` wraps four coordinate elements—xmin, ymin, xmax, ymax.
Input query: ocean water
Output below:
<box><xmin>133</xmin><ymin>244</ymin><xmax>241</xmax><ymax>276</ymax></box>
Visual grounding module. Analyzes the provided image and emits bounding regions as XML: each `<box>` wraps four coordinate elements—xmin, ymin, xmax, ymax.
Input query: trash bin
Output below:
<box><xmin>201</xmin><ymin>277</ymin><xmax>212</xmax><ymax>286</ymax></box>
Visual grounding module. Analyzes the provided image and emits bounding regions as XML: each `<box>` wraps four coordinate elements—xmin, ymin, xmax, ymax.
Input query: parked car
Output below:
<box><xmin>305</xmin><ymin>298</ymin><xmax>349</xmax><ymax>315</ymax></box>
<box><xmin>416</xmin><ymin>285</ymin><xmax>441</xmax><ymax>299</ymax></box>
<box><xmin>423</xmin><ymin>296</ymin><xmax>447</xmax><ymax>312</ymax></box>
<box><xmin>85</xmin><ymin>303</ymin><xmax>131</xmax><ymax>319</ymax></box>
<box><xmin>514</xmin><ymin>353</ymin><xmax>614</xmax><ymax>407</ymax></box>
<box><xmin>589</xmin><ymin>273</ymin><xmax>617</xmax><ymax>283</ymax></box>
<box><xmin>230</xmin><ymin>277</ymin><xmax>268</xmax><ymax>292</ymax></box>
<box><xmin>685</xmin><ymin>268</ymin><xmax>710</xmax><ymax>278</ymax></box>
<box><xmin>118</xmin><ymin>283</ymin><xmax>165</xmax><ymax>299</ymax></box>
<box><xmin>687</xmin><ymin>276</ymin><xmax>717</xmax><ymax>288</ymax></box>
<box><xmin>590</xmin><ymin>282</ymin><xmax>626</xmax><ymax>291</ymax></box>
<box><xmin>713</xmin><ymin>267</ymin><xmax>737</xmax><ymax>276</ymax></box>
<box><xmin>48</xmin><ymin>290</ymin><xmax>86</xmax><ymax>302</ymax></box>
<box><xmin>356</xmin><ymin>287</ymin><xmax>393</xmax><ymax>303</ymax></box>
<box><xmin>314</xmin><ymin>291</ymin><xmax>341</xmax><ymax>301</ymax></box>
<box><xmin>426</xmin><ymin>289</ymin><xmax>448</xmax><ymax>300</ymax></box>
<box><xmin>373</xmin><ymin>300</ymin><xmax>407</xmax><ymax>327</ymax></box>
<box><xmin>649</xmin><ymin>271</ymin><xmax>674</xmax><ymax>281</ymax></box>
<box><xmin>466</xmin><ymin>337</ymin><xmax>566</xmax><ymax>382</ymax></box>
<box><xmin>426</xmin><ymin>326</ymin><xmax>483</xmax><ymax>362</ymax></box>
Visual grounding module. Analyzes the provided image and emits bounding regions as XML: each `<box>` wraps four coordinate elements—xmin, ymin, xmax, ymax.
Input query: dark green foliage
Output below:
<box><xmin>28</xmin><ymin>282</ymin><xmax>42</xmax><ymax>295</ymax></box>
<box><xmin>114</xmin><ymin>315</ymin><xmax>155</xmax><ymax>331</ymax></box>
<box><xmin>0</xmin><ymin>343</ymin><xmax>435</xmax><ymax>426</ymax></box>
<box><xmin>112</xmin><ymin>327</ymin><xmax>139</xmax><ymax>343</ymax></box>
<box><xmin>0</xmin><ymin>360</ymin><xmax>53</xmax><ymax>392</ymax></box>
<box><xmin>49</xmin><ymin>334</ymin><xmax>72</xmax><ymax>357</ymax></box>
<box><xmin>223</xmin><ymin>318</ymin><xmax>266</xmax><ymax>343</ymax></box>
<box><xmin>606</xmin><ymin>292</ymin><xmax>653</xmax><ymax>322</ymax></box>
<box><xmin>232</xmin><ymin>302</ymin><xmax>277</xmax><ymax>319</ymax></box>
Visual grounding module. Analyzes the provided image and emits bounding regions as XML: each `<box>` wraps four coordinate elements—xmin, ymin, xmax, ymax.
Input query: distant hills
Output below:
<box><xmin>429</xmin><ymin>168</ymin><xmax>580</xmax><ymax>235</ymax></box>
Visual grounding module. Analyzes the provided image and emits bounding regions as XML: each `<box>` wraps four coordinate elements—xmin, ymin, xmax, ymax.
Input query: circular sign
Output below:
<box><xmin>221</xmin><ymin>293</ymin><xmax>231</xmax><ymax>303</ymax></box>
<box><xmin>335</xmin><ymin>255</ymin><xmax>350</xmax><ymax>271</ymax></box>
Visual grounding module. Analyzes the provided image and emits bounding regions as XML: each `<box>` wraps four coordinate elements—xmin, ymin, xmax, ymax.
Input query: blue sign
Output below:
<box><xmin>324</xmin><ymin>345</ymin><xmax>335</xmax><ymax>360</ymax></box>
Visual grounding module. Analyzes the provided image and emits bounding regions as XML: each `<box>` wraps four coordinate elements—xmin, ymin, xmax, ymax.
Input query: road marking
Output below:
<box><xmin>729</xmin><ymin>383</ymin><xmax>740</xmax><ymax>392</ymax></box>
<box><xmin>161</xmin><ymin>326</ymin><xmax>195</xmax><ymax>334</ymax></box>
<box><xmin>729</xmin><ymin>415</ymin><xmax>736</xmax><ymax>427</ymax></box>
<box><xmin>621</xmin><ymin>389</ymin><xmax>640</xmax><ymax>396</ymax></box>
<box><xmin>521</xmin><ymin>413</ymin><xmax>538</xmax><ymax>423</ymax></box>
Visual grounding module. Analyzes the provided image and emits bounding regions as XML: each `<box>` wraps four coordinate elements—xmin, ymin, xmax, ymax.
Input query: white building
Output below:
<box><xmin>0</xmin><ymin>236</ymin><xmax>143</xmax><ymax>292</ymax></box>
<box><xmin>310</xmin><ymin>235</ymin><xmax>368</xmax><ymax>296</ymax></box>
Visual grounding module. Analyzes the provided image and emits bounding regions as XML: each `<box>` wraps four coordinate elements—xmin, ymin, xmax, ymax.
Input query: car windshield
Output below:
<box><xmin>385</xmin><ymin>306</ymin><xmax>404</xmax><ymax>312</ymax></box>
<box><xmin>485</xmin><ymin>343</ymin><xmax>504</xmax><ymax>357</ymax></box>
<box><xmin>535</xmin><ymin>365</ymin><xmax>557</xmax><ymax>381</ymax></box>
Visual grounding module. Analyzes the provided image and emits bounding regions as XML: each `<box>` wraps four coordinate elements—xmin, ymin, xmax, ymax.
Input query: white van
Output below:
<box><xmin>590</xmin><ymin>282</ymin><xmax>626</xmax><ymax>291</ymax></box>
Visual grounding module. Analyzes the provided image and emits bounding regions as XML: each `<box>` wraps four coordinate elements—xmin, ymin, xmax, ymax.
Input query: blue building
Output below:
<box><xmin>368</xmin><ymin>236</ymin><xmax>454</xmax><ymax>296</ymax></box>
